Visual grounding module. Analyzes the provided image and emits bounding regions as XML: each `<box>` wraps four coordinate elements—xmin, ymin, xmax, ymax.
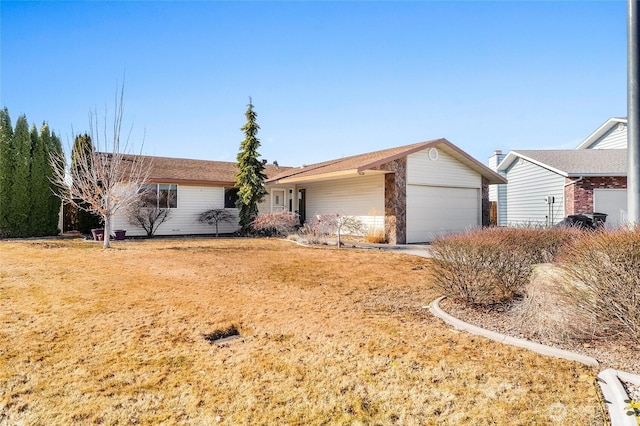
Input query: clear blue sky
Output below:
<box><xmin>1</xmin><ymin>1</ymin><xmax>627</xmax><ymax>167</ymax></box>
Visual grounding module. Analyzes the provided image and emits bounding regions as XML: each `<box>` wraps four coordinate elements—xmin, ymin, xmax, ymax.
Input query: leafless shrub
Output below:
<box><xmin>126</xmin><ymin>192</ymin><xmax>171</xmax><ymax>237</ymax></box>
<box><xmin>431</xmin><ymin>227</ymin><xmax>584</xmax><ymax>305</ymax></box>
<box><xmin>198</xmin><ymin>209</ymin><xmax>236</xmax><ymax>237</ymax></box>
<box><xmin>299</xmin><ymin>213</ymin><xmax>364</xmax><ymax>248</ymax></box>
<box><xmin>510</xmin><ymin>264</ymin><xmax>601</xmax><ymax>342</ymax></box>
<box><xmin>298</xmin><ymin>221</ymin><xmax>329</xmax><ymax>245</ymax></box>
<box><xmin>251</xmin><ymin>211</ymin><xmax>299</xmax><ymax>236</ymax></box>
<box><xmin>559</xmin><ymin>229</ymin><xmax>640</xmax><ymax>343</ymax></box>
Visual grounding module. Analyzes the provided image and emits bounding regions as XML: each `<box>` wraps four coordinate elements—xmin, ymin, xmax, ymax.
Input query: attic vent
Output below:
<box><xmin>428</xmin><ymin>148</ymin><xmax>439</xmax><ymax>161</ymax></box>
<box><xmin>618</xmin><ymin>122</ymin><xmax>625</xmax><ymax>131</ymax></box>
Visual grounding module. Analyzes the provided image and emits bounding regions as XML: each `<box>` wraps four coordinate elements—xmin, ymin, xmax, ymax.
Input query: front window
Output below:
<box><xmin>224</xmin><ymin>187</ymin><xmax>239</xmax><ymax>209</ymax></box>
<box><xmin>139</xmin><ymin>183</ymin><xmax>177</xmax><ymax>209</ymax></box>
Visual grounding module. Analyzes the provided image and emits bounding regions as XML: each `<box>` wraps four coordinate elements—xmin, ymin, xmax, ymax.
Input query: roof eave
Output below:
<box><xmin>271</xmin><ymin>169</ymin><xmax>363</xmax><ymax>184</ymax></box>
<box><xmin>498</xmin><ymin>151</ymin><xmax>569</xmax><ymax>177</ymax></box>
<box><xmin>566</xmin><ymin>172</ymin><xmax>627</xmax><ymax>178</ymax></box>
<box><xmin>146</xmin><ymin>178</ymin><xmax>236</xmax><ymax>186</ymax></box>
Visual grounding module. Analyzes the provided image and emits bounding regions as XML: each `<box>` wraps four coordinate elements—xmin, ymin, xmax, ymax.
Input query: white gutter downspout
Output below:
<box><xmin>564</xmin><ymin>176</ymin><xmax>584</xmax><ymax>187</ymax></box>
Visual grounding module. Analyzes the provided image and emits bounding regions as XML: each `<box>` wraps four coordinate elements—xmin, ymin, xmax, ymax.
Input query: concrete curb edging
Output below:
<box><xmin>429</xmin><ymin>296</ymin><xmax>640</xmax><ymax>426</ymax></box>
<box><xmin>597</xmin><ymin>369</ymin><xmax>639</xmax><ymax>426</ymax></box>
<box><xmin>428</xmin><ymin>296</ymin><xmax>599</xmax><ymax>367</ymax></box>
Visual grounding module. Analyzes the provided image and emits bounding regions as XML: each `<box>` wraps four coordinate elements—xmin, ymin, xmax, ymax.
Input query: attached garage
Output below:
<box><xmin>404</xmin><ymin>146</ymin><xmax>484</xmax><ymax>243</ymax></box>
<box><xmin>407</xmin><ymin>186</ymin><xmax>479</xmax><ymax>243</ymax></box>
<box><xmin>266</xmin><ymin>138</ymin><xmax>506</xmax><ymax>244</ymax></box>
<box><xmin>594</xmin><ymin>189</ymin><xmax>628</xmax><ymax>229</ymax></box>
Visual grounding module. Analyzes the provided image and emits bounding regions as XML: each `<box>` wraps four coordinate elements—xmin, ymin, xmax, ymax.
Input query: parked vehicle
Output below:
<box><xmin>555</xmin><ymin>213</ymin><xmax>607</xmax><ymax>230</ymax></box>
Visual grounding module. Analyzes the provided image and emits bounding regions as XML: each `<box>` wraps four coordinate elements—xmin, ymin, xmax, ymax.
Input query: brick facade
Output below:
<box><xmin>564</xmin><ymin>176</ymin><xmax>627</xmax><ymax>216</ymax></box>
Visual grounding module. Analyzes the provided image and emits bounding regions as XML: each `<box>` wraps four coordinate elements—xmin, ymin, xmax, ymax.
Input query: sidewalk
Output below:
<box><xmin>339</xmin><ymin>239</ymin><xmax>432</xmax><ymax>258</ymax></box>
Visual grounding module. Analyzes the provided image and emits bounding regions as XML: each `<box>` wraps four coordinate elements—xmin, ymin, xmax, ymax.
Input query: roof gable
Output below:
<box><xmin>575</xmin><ymin>117</ymin><xmax>627</xmax><ymax>149</ymax></box>
<box><xmin>267</xmin><ymin>139</ymin><xmax>506</xmax><ymax>185</ymax></box>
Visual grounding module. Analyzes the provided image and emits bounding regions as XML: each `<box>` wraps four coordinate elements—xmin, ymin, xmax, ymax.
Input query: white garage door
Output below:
<box><xmin>406</xmin><ymin>185</ymin><xmax>479</xmax><ymax>243</ymax></box>
<box><xmin>593</xmin><ymin>189</ymin><xmax>627</xmax><ymax>229</ymax></box>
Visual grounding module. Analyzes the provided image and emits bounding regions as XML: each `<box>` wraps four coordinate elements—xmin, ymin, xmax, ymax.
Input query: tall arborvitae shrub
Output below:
<box><xmin>29</xmin><ymin>124</ymin><xmax>49</xmax><ymax>236</ymax></box>
<box><xmin>44</xmin><ymin>128</ymin><xmax>63</xmax><ymax>235</ymax></box>
<box><xmin>0</xmin><ymin>108</ymin><xmax>13</xmax><ymax>236</ymax></box>
<box><xmin>9</xmin><ymin>115</ymin><xmax>31</xmax><ymax>237</ymax></box>
<box><xmin>71</xmin><ymin>133</ymin><xmax>102</xmax><ymax>234</ymax></box>
<box><xmin>235</xmin><ymin>99</ymin><xmax>267</xmax><ymax>234</ymax></box>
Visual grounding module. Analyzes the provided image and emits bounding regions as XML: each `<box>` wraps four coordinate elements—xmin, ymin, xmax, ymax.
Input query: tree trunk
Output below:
<box><xmin>103</xmin><ymin>213</ymin><xmax>111</xmax><ymax>249</ymax></box>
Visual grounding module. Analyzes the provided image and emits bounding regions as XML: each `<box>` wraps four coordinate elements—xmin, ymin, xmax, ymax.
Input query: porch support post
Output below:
<box><xmin>378</xmin><ymin>158</ymin><xmax>407</xmax><ymax>244</ymax></box>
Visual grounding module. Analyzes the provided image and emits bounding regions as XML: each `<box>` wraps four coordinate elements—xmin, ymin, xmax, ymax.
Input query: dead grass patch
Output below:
<box><xmin>0</xmin><ymin>238</ymin><xmax>602</xmax><ymax>424</ymax></box>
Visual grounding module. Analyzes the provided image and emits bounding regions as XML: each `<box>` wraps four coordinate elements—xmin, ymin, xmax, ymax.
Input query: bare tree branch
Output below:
<box><xmin>49</xmin><ymin>85</ymin><xmax>151</xmax><ymax>248</ymax></box>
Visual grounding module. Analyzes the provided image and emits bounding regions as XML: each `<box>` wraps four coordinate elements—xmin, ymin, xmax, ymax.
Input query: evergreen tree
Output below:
<box><xmin>71</xmin><ymin>133</ymin><xmax>102</xmax><ymax>233</ymax></box>
<box><xmin>235</xmin><ymin>99</ymin><xmax>267</xmax><ymax>234</ymax></box>
<box><xmin>0</xmin><ymin>108</ymin><xmax>13</xmax><ymax>236</ymax></box>
<box><xmin>29</xmin><ymin>124</ymin><xmax>49</xmax><ymax>236</ymax></box>
<box><xmin>41</xmin><ymin>124</ymin><xmax>62</xmax><ymax>235</ymax></box>
<box><xmin>9</xmin><ymin>115</ymin><xmax>31</xmax><ymax>237</ymax></box>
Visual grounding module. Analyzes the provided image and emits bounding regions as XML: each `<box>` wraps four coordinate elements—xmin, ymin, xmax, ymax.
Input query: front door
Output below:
<box><xmin>298</xmin><ymin>189</ymin><xmax>306</xmax><ymax>224</ymax></box>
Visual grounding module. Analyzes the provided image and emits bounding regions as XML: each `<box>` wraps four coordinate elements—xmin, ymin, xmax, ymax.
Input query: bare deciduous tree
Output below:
<box><xmin>50</xmin><ymin>86</ymin><xmax>151</xmax><ymax>248</ymax></box>
<box><xmin>198</xmin><ymin>208</ymin><xmax>236</xmax><ymax>237</ymax></box>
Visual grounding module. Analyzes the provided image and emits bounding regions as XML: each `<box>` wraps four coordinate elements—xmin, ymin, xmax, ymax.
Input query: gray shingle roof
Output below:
<box><xmin>506</xmin><ymin>149</ymin><xmax>627</xmax><ymax>176</ymax></box>
<box><xmin>117</xmin><ymin>154</ymin><xmax>288</xmax><ymax>185</ymax></box>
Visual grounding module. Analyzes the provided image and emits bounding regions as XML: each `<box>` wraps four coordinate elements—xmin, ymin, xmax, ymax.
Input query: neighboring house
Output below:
<box><xmin>112</xmin><ymin>138</ymin><xmax>506</xmax><ymax>243</ymax></box>
<box><xmin>490</xmin><ymin>118</ymin><xmax>628</xmax><ymax>228</ymax></box>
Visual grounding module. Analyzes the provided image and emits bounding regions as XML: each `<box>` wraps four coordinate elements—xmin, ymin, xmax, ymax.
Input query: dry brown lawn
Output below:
<box><xmin>0</xmin><ymin>238</ymin><xmax>604</xmax><ymax>425</ymax></box>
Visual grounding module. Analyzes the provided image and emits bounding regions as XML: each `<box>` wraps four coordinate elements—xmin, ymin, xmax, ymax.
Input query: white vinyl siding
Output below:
<box><xmin>112</xmin><ymin>185</ymin><xmax>240</xmax><ymax>236</ymax></box>
<box><xmin>588</xmin><ymin>124</ymin><xmax>627</xmax><ymax>149</ymax></box>
<box><xmin>504</xmin><ymin>159</ymin><xmax>565</xmax><ymax>226</ymax></box>
<box><xmin>302</xmin><ymin>174</ymin><xmax>384</xmax><ymax>231</ymax></box>
<box><xmin>593</xmin><ymin>189</ymin><xmax>628</xmax><ymax>229</ymax></box>
<box><xmin>406</xmin><ymin>186</ymin><xmax>479</xmax><ymax>243</ymax></box>
<box><xmin>408</xmin><ymin>149</ymin><xmax>481</xmax><ymax>188</ymax></box>
<box><xmin>405</xmin><ymin>148</ymin><xmax>482</xmax><ymax>242</ymax></box>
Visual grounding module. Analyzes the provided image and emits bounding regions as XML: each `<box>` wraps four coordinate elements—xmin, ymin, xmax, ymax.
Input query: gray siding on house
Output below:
<box><xmin>496</xmin><ymin>183</ymin><xmax>508</xmax><ymax>226</ymax></box>
<box><xmin>588</xmin><ymin>123</ymin><xmax>627</xmax><ymax>149</ymax></box>
<box><xmin>504</xmin><ymin>159</ymin><xmax>565</xmax><ymax>226</ymax></box>
<box><xmin>487</xmin><ymin>152</ymin><xmax>507</xmax><ymax>226</ymax></box>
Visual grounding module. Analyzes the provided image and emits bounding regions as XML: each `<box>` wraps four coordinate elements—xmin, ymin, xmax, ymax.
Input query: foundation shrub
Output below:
<box><xmin>431</xmin><ymin>227</ymin><xmax>583</xmax><ymax>305</ymax></box>
<box><xmin>559</xmin><ymin>229</ymin><xmax>640</xmax><ymax>343</ymax></box>
<box><xmin>364</xmin><ymin>227</ymin><xmax>386</xmax><ymax>244</ymax></box>
<box><xmin>510</xmin><ymin>264</ymin><xmax>600</xmax><ymax>342</ymax></box>
<box><xmin>364</xmin><ymin>209</ymin><xmax>386</xmax><ymax>244</ymax></box>
<box><xmin>298</xmin><ymin>214</ymin><xmax>364</xmax><ymax>247</ymax></box>
<box><xmin>251</xmin><ymin>211</ymin><xmax>300</xmax><ymax>236</ymax></box>
<box><xmin>298</xmin><ymin>215</ymin><xmax>334</xmax><ymax>244</ymax></box>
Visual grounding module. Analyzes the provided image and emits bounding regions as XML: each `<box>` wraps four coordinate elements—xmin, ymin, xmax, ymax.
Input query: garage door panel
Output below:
<box><xmin>407</xmin><ymin>186</ymin><xmax>479</xmax><ymax>243</ymax></box>
<box><xmin>593</xmin><ymin>189</ymin><xmax>627</xmax><ymax>229</ymax></box>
